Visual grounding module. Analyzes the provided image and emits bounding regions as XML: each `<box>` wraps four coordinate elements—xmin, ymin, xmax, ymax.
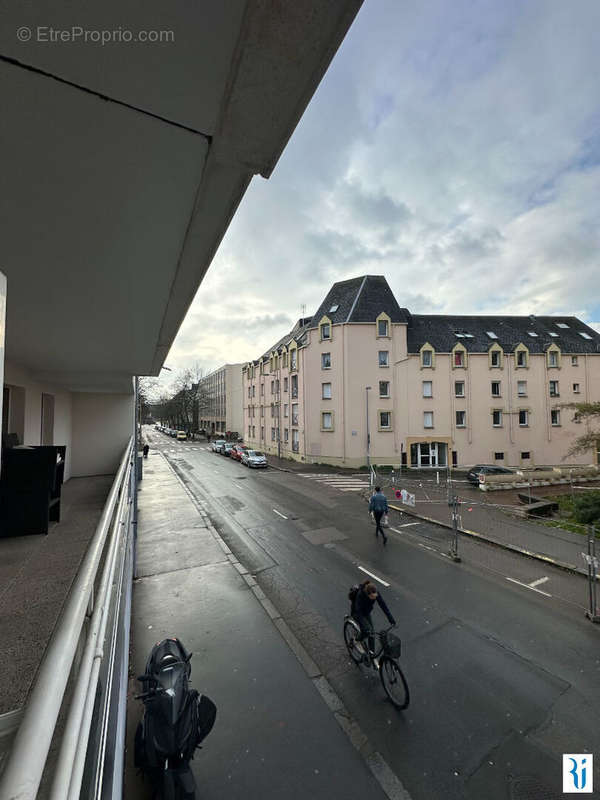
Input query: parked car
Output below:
<box><xmin>212</xmin><ymin>439</ymin><xmax>226</xmax><ymax>453</ymax></box>
<box><xmin>467</xmin><ymin>465</ymin><xmax>514</xmax><ymax>485</ymax></box>
<box><xmin>241</xmin><ymin>450</ymin><xmax>268</xmax><ymax>468</ymax></box>
<box><xmin>176</xmin><ymin>430</ymin><xmax>187</xmax><ymax>440</ymax></box>
<box><xmin>230</xmin><ymin>445</ymin><xmax>248</xmax><ymax>462</ymax></box>
<box><xmin>222</xmin><ymin>443</ymin><xmax>235</xmax><ymax>457</ymax></box>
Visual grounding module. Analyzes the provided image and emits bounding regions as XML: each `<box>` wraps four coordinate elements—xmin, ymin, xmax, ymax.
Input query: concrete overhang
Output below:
<box><xmin>0</xmin><ymin>0</ymin><xmax>363</xmax><ymax>393</ymax></box>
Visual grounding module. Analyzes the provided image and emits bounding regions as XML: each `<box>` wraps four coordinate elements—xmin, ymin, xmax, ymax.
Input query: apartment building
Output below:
<box><xmin>242</xmin><ymin>276</ymin><xmax>600</xmax><ymax>468</ymax></box>
<box><xmin>197</xmin><ymin>364</ymin><xmax>243</xmax><ymax>435</ymax></box>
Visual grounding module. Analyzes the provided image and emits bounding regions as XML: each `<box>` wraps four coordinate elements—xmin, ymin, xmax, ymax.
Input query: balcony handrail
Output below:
<box><xmin>0</xmin><ymin>439</ymin><xmax>133</xmax><ymax>800</ymax></box>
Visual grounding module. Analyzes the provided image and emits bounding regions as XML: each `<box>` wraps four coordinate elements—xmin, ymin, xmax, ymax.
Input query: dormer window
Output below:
<box><xmin>452</xmin><ymin>343</ymin><xmax>467</xmax><ymax>369</ymax></box>
<box><xmin>515</xmin><ymin>344</ymin><xmax>529</xmax><ymax>368</ymax></box>
<box><xmin>454</xmin><ymin>351</ymin><xmax>464</xmax><ymax>366</ymax></box>
<box><xmin>378</xmin><ymin>319</ymin><xmax>389</xmax><ymax>337</ymax></box>
<box><xmin>491</xmin><ymin>351</ymin><xmax>500</xmax><ymax>367</ymax></box>
<box><xmin>422</xmin><ymin>350</ymin><xmax>432</xmax><ymax>367</ymax></box>
<box><xmin>546</xmin><ymin>345</ymin><xmax>561</xmax><ymax>368</ymax></box>
<box><xmin>321</xmin><ymin>323</ymin><xmax>331</xmax><ymax>340</ymax></box>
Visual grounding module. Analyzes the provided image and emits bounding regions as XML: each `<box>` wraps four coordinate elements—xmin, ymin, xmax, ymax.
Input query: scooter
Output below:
<box><xmin>135</xmin><ymin>638</ymin><xmax>216</xmax><ymax>800</ymax></box>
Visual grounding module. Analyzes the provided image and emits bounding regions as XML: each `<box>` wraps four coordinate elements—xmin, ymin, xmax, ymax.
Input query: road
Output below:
<box><xmin>145</xmin><ymin>429</ymin><xmax>600</xmax><ymax>799</ymax></box>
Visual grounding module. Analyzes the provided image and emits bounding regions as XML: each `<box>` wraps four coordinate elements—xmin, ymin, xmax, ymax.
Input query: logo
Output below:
<box><xmin>563</xmin><ymin>754</ymin><xmax>593</xmax><ymax>793</ymax></box>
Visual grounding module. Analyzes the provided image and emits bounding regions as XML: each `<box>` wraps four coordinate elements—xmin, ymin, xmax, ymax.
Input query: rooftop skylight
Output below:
<box><xmin>556</xmin><ymin>323</ymin><xmax>569</xmax><ymax>329</ymax></box>
<box><xmin>527</xmin><ymin>331</ymin><xmax>538</xmax><ymax>337</ymax></box>
<box><xmin>579</xmin><ymin>331</ymin><xmax>593</xmax><ymax>340</ymax></box>
<box><xmin>548</xmin><ymin>332</ymin><xmax>559</xmax><ymax>337</ymax></box>
<box><xmin>329</xmin><ymin>304</ymin><xmax>339</xmax><ymax>313</ymax></box>
<box><xmin>486</xmin><ymin>331</ymin><xmax>498</xmax><ymax>339</ymax></box>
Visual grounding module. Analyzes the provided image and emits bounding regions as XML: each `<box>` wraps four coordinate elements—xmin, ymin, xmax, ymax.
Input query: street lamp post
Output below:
<box><xmin>366</xmin><ymin>386</ymin><xmax>372</xmax><ymax>473</ymax></box>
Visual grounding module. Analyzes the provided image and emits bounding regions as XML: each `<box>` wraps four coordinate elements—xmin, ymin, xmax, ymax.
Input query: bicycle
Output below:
<box><xmin>343</xmin><ymin>616</ymin><xmax>410</xmax><ymax>709</ymax></box>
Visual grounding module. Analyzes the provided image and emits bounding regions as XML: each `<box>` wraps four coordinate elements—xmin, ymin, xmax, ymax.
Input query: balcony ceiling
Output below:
<box><xmin>0</xmin><ymin>0</ymin><xmax>362</xmax><ymax>392</ymax></box>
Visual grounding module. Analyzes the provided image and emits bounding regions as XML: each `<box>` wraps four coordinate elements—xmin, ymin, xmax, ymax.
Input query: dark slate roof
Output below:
<box><xmin>259</xmin><ymin>318</ymin><xmax>312</xmax><ymax>360</ymax></box>
<box><xmin>309</xmin><ymin>275</ymin><xmax>411</xmax><ymax>327</ymax></box>
<box><xmin>406</xmin><ymin>315</ymin><xmax>600</xmax><ymax>354</ymax></box>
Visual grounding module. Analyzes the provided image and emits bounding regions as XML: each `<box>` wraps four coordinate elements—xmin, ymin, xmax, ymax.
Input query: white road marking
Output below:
<box><xmin>398</xmin><ymin>522</ymin><xmax>420</xmax><ymax>528</ymax></box>
<box><xmin>506</xmin><ymin>577</ymin><xmax>552</xmax><ymax>597</ymax></box>
<box><xmin>529</xmin><ymin>576</ymin><xmax>549</xmax><ymax>588</ymax></box>
<box><xmin>357</xmin><ymin>566</ymin><xmax>390</xmax><ymax>587</ymax></box>
<box><xmin>389</xmin><ymin>527</ymin><xmax>403</xmax><ymax>534</ymax></box>
<box><xmin>272</xmin><ymin>508</ymin><xmax>288</xmax><ymax>520</ymax></box>
<box><xmin>339</xmin><ymin>487</ymin><xmax>364</xmax><ymax>492</ymax></box>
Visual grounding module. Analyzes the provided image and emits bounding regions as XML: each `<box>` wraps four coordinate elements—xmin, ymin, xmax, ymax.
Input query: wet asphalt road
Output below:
<box><xmin>145</xmin><ymin>429</ymin><xmax>600</xmax><ymax>800</ymax></box>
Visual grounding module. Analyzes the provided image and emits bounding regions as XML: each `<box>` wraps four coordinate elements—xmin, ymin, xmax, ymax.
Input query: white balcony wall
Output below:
<box><xmin>71</xmin><ymin>393</ymin><xmax>133</xmax><ymax>477</ymax></box>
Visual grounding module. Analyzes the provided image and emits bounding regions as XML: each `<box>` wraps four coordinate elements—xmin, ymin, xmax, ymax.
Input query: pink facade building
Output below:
<box><xmin>242</xmin><ymin>276</ymin><xmax>600</xmax><ymax>469</ymax></box>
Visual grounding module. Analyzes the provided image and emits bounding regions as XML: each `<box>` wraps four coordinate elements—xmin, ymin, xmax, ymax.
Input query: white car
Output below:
<box><xmin>241</xmin><ymin>450</ymin><xmax>267</xmax><ymax>468</ymax></box>
<box><xmin>211</xmin><ymin>439</ymin><xmax>226</xmax><ymax>453</ymax></box>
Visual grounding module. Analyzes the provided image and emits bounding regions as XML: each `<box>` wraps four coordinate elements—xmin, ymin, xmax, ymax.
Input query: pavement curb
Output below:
<box><xmin>386</xmin><ymin>502</ymin><xmax>588</xmax><ymax>578</ymax></box>
<box><xmin>159</xmin><ymin>452</ymin><xmax>413</xmax><ymax>800</ymax></box>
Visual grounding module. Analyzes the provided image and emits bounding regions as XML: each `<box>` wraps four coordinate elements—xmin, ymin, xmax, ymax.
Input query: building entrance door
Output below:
<box><xmin>411</xmin><ymin>442</ymin><xmax>447</xmax><ymax>467</ymax></box>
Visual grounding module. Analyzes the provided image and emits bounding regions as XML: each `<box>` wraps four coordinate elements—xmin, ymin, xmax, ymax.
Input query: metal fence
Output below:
<box><xmin>0</xmin><ymin>440</ymin><xmax>135</xmax><ymax>800</ymax></box>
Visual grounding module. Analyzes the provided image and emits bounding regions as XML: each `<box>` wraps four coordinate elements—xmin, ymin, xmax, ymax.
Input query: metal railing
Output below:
<box><xmin>0</xmin><ymin>439</ymin><xmax>134</xmax><ymax>800</ymax></box>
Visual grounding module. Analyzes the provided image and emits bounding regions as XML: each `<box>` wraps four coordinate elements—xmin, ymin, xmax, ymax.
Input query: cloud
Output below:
<box><xmin>166</xmin><ymin>0</ymin><xmax>600</xmax><ymax>371</ymax></box>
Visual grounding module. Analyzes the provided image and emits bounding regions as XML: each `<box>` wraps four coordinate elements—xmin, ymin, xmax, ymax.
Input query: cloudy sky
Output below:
<box><xmin>167</xmin><ymin>0</ymin><xmax>600</xmax><ymax>381</ymax></box>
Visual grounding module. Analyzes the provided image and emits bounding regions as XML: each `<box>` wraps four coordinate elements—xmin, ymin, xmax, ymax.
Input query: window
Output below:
<box><xmin>378</xmin><ymin>319</ymin><xmax>389</xmax><ymax>337</ymax></box>
<box><xmin>283</xmin><ymin>352</ymin><xmax>288</xmax><ymax>368</ymax></box>
<box><xmin>248</xmin><ymin>427</ymin><xmax>252</xmax><ymax>438</ymax></box>
<box><xmin>527</xmin><ymin>331</ymin><xmax>538</xmax><ymax>338</ymax></box>
<box><xmin>271</xmin><ymin>427</ymin><xmax>276</xmax><ymax>441</ymax></box>
<box><xmin>517</xmin><ymin>380</ymin><xmax>527</xmax><ymax>397</ymax></box>
<box><xmin>321</xmin><ymin>352</ymin><xmax>331</xmax><ymax>369</ymax></box>
<box><xmin>252</xmin><ymin>426</ymin><xmax>256</xmax><ymax>437</ymax></box>
<box><xmin>548</xmin><ymin>331</ymin><xmax>558</xmax><ymax>337</ymax></box>
<box><xmin>322</xmin><ymin>382</ymin><xmax>332</xmax><ymax>399</ymax></box>
<box><xmin>492</xmin><ymin>410</ymin><xmax>502</xmax><ymax>427</ymax></box>
<box><xmin>290</xmin><ymin>349</ymin><xmax>297</xmax><ymax>370</ymax></box>
<box><xmin>423</xmin><ymin>411</ymin><xmax>434</xmax><ymax>428</ymax></box>
<box><xmin>519</xmin><ymin>409</ymin><xmax>529</xmax><ymax>426</ymax></box>
<box><xmin>284</xmin><ymin>403</ymin><xmax>288</xmax><ymax>418</ymax></box>
<box><xmin>454</xmin><ymin>350</ymin><xmax>464</xmax><ymax>367</ymax></box>
<box><xmin>516</xmin><ymin>350</ymin><xmax>527</xmax><ymax>367</ymax></box>
<box><xmin>284</xmin><ymin>377</ymin><xmax>288</xmax><ymax>392</ymax></box>
<box><xmin>573</xmin><ymin>383</ymin><xmax>580</xmax><ymax>393</ymax></box>
<box><xmin>271</xmin><ymin>380</ymin><xmax>274</xmax><ymax>393</ymax></box>
<box><xmin>490</xmin><ymin>350</ymin><xmax>501</xmax><ymax>368</ymax></box>
<box><xmin>378</xmin><ymin>350</ymin><xmax>389</xmax><ymax>367</ymax></box>
<box><xmin>320</xmin><ymin>322</ymin><xmax>331</xmax><ymax>340</ymax></box>
<box><xmin>454</xmin><ymin>381</ymin><xmax>465</xmax><ymax>398</ymax></box>
<box><xmin>275</xmin><ymin>379</ymin><xmax>279</xmax><ymax>393</ymax></box>
<box><xmin>521</xmin><ymin>451</ymin><xmax>530</xmax><ymax>459</ymax></box>
<box><xmin>284</xmin><ymin>428</ymin><xmax>289</xmax><ymax>443</ymax></box>
<box><xmin>549</xmin><ymin>380</ymin><xmax>559</xmax><ymax>397</ymax></box>
<box><xmin>379</xmin><ymin>411</ymin><xmax>391</xmax><ymax>429</ymax></box>
<box><xmin>422</xmin><ymin>381</ymin><xmax>433</xmax><ymax>398</ymax></box>
<box><xmin>291</xmin><ymin>374</ymin><xmax>298</xmax><ymax>398</ymax></box>
<box><xmin>421</xmin><ymin>349</ymin><xmax>433</xmax><ymax>367</ymax></box>
<box><xmin>556</xmin><ymin>323</ymin><xmax>569</xmax><ymax>329</ymax></box>
<box><xmin>456</xmin><ymin>410</ymin><xmax>466</xmax><ymax>427</ymax></box>
<box><xmin>247</xmin><ymin>386</ymin><xmax>251</xmax><ymax>398</ymax></box>
<box><xmin>292</xmin><ymin>429</ymin><xmax>299</xmax><ymax>452</ymax></box>
<box><xmin>260</xmin><ymin>406</ymin><xmax>264</xmax><ymax>417</ymax></box>
<box><xmin>260</xmin><ymin>384</ymin><xmax>264</xmax><ymax>395</ymax></box>
<box><xmin>548</xmin><ymin>350</ymin><xmax>558</xmax><ymax>367</ymax></box>
<box><xmin>491</xmin><ymin>381</ymin><xmax>501</xmax><ymax>397</ymax></box>
<box><xmin>291</xmin><ymin>404</ymin><xmax>299</xmax><ymax>425</ymax></box>
<box><xmin>321</xmin><ymin>411</ymin><xmax>333</xmax><ymax>431</ymax></box>
<box><xmin>270</xmin><ymin>403</ymin><xmax>275</xmax><ymax>418</ymax></box>
<box><xmin>379</xmin><ymin>381</ymin><xmax>390</xmax><ymax>398</ymax></box>
<box><xmin>551</xmin><ymin>409</ymin><xmax>561</xmax><ymax>426</ymax></box>
<box><xmin>571</xmin><ymin>356</ymin><xmax>578</xmax><ymax>366</ymax></box>
<box><xmin>494</xmin><ymin>452</ymin><xmax>504</xmax><ymax>460</ymax></box>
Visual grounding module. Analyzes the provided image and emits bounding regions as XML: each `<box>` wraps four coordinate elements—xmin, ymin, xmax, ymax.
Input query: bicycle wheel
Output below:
<box><xmin>379</xmin><ymin>656</ymin><xmax>410</xmax><ymax>709</ymax></box>
<box><xmin>343</xmin><ymin>618</ymin><xmax>363</xmax><ymax>665</ymax></box>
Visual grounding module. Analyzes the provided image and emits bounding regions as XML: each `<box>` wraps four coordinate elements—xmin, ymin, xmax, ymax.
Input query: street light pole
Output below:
<box><xmin>366</xmin><ymin>386</ymin><xmax>372</xmax><ymax>472</ymax></box>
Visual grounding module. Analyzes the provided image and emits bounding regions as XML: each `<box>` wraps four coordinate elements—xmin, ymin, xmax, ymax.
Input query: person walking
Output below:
<box><xmin>368</xmin><ymin>485</ymin><xmax>389</xmax><ymax>545</ymax></box>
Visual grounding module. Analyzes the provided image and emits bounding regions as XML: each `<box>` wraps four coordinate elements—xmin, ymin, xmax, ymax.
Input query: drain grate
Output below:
<box><xmin>510</xmin><ymin>775</ymin><xmax>561</xmax><ymax>800</ymax></box>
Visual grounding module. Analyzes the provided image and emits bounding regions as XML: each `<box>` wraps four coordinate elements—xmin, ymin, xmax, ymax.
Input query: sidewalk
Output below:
<box><xmin>379</xmin><ymin>478</ymin><xmax>598</xmax><ymax>576</ymax></box>
<box><xmin>124</xmin><ymin>452</ymin><xmax>395</xmax><ymax>800</ymax></box>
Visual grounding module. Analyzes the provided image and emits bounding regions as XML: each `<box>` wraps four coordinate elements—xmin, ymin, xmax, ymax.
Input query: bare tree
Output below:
<box><xmin>563</xmin><ymin>401</ymin><xmax>600</xmax><ymax>459</ymax></box>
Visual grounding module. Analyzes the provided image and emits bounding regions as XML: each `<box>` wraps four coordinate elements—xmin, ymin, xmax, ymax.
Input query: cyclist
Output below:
<box><xmin>352</xmin><ymin>581</ymin><xmax>395</xmax><ymax>660</ymax></box>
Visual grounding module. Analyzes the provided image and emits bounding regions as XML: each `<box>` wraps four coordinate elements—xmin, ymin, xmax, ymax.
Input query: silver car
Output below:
<box><xmin>242</xmin><ymin>450</ymin><xmax>267</xmax><ymax>468</ymax></box>
<box><xmin>211</xmin><ymin>439</ymin><xmax>227</xmax><ymax>453</ymax></box>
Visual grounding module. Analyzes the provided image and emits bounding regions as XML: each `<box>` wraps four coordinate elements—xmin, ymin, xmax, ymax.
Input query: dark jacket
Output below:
<box><xmin>368</xmin><ymin>491</ymin><xmax>389</xmax><ymax>514</ymax></box>
<box><xmin>354</xmin><ymin>584</ymin><xmax>395</xmax><ymax>625</ymax></box>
